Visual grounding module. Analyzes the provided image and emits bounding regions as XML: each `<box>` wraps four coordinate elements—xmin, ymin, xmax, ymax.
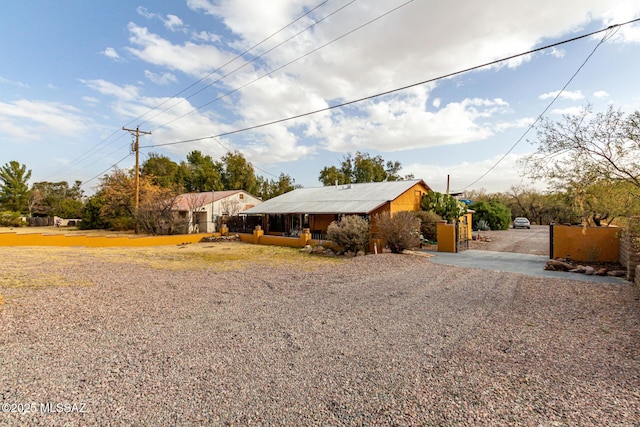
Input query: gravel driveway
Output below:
<box><xmin>1</xmin><ymin>244</ymin><xmax>639</xmax><ymax>426</ymax></box>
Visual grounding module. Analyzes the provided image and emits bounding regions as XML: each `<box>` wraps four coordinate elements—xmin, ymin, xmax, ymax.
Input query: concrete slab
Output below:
<box><xmin>427</xmin><ymin>249</ymin><xmax>628</xmax><ymax>284</ymax></box>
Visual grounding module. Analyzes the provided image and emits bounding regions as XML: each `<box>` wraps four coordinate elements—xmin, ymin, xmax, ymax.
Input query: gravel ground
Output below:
<box><xmin>1</xmin><ymin>244</ymin><xmax>639</xmax><ymax>426</ymax></box>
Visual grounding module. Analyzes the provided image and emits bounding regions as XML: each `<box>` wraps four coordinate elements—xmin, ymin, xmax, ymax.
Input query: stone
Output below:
<box><xmin>312</xmin><ymin>245</ymin><xmax>325</xmax><ymax>254</ymax></box>
<box><xmin>300</xmin><ymin>245</ymin><xmax>313</xmax><ymax>254</ymax></box>
<box><xmin>356</xmin><ymin>250</ymin><xmax>365</xmax><ymax>257</ymax></box>
<box><xmin>545</xmin><ymin>259</ymin><xmax>574</xmax><ymax>271</ymax></box>
<box><xmin>596</xmin><ymin>268</ymin><xmax>608</xmax><ymax>276</ymax></box>
<box><xmin>584</xmin><ymin>266</ymin><xmax>595</xmax><ymax>275</ymax></box>
<box><xmin>607</xmin><ymin>270</ymin><xmax>627</xmax><ymax>277</ymax></box>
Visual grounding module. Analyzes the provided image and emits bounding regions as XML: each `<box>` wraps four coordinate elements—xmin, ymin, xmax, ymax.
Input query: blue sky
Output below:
<box><xmin>1</xmin><ymin>1</ymin><xmax>640</xmax><ymax>195</ymax></box>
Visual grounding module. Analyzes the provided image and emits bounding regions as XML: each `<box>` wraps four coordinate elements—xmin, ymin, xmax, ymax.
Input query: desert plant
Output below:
<box><xmin>326</xmin><ymin>215</ymin><xmax>370</xmax><ymax>253</ymax></box>
<box><xmin>469</xmin><ymin>200</ymin><xmax>512</xmax><ymax>230</ymax></box>
<box><xmin>476</xmin><ymin>219</ymin><xmax>490</xmax><ymax>231</ymax></box>
<box><xmin>414</xmin><ymin>210</ymin><xmax>442</xmax><ymax>242</ymax></box>
<box><xmin>374</xmin><ymin>211</ymin><xmax>421</xmax><ymax>253</ymax></box>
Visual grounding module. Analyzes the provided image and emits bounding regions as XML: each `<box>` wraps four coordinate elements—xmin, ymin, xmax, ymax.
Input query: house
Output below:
<box><xmin>174</xmin><ymin>190</ymin><xmax>262</xmax><ymax>234</ymax></box>
<box><xmin>242</xmin><ymin>179</ymin><xmax>431</xmax><ymax>237</ymax></box>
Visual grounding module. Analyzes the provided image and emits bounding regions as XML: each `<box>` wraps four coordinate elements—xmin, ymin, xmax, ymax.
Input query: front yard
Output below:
<box><xmin>0</xmin><ymin>242</ymin><xmax>638</xmax><ymax>426</ymax></box>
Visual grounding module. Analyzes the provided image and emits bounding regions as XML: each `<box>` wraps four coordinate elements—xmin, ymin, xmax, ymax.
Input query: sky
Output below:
<box><xmin>1</xmin><ymin>1</ymin><xmax>640</xmax><ymax>196</ymax></box>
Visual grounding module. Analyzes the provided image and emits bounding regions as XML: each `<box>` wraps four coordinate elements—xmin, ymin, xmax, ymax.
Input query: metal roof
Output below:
<box><xmin>243</xmin><ymin>179</ymin><xmax>430</xmax><ymax>215</ymax></box>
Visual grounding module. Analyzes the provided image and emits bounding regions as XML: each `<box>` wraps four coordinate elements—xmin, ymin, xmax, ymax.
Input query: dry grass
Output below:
<box><xmin>0</xmin><ymin>225</ymin><xmax>137</xmax><ymax>236</ymax></box>
<box><xmin>0</xmin><ymin>241</ymin><xmax>340</xmax><ymax>288</ymax></box>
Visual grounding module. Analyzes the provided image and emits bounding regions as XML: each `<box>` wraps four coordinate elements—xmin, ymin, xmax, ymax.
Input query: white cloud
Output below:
<box><xmin>125</xmin><ymin>23</ymin><xmax>234</xmax><ymax>76</ymax></box>
<box><xmin>593</xmin><ymin>90</ymin><xmax>609</xmax><ymax>98</ymax></box>
<box><xmin>432</xmin><ymin>98</ymin><xmax>441</xmax><ymax>108</ymax></box>
<box><xmin>80</xmin><ymin>79</ymin><xmax>140</xmax><ymax>101</ymax></box>
<box><xmin>136</xmin><ymin>6</ymin><xmax>155</xmax><ymax>20</ymax></box>
<box><xmin>163</xmin><ymin>14</ymin><xmax>185</xmax><ymax>32</ymax></box>
<box><xmin>103</xmin><ymin>47</ymin><xmax>120</xmax><ymax>60</ymax></box>
<box><xmin>144</xmin><ymin>70</ymin><xmax>178</xmax><ymax>85</ymax></box>
<box><xmin>0</xmin><ymin>76</ymin><xmax>28</xmax><ymax>88</ymax></box>
<box><xmin>539</xmin><ymin>90</ymin><xmax>584</xmax><ymax>101</ymax></box>
<box><xmin>0</xmin><ymin>100</ymin><xmax>90</xmax><ymax>141</ymax></box>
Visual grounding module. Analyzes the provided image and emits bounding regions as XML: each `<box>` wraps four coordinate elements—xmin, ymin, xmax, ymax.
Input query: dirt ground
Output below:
<box><xmin>468</xmin><ymin>225</ymin><xmax>550</xmax><ymax>255</ymax></box>
<box><xmin>0</xmin><ymin>242</ymin><xmax>638</xmax><ymax>426</ymax></box>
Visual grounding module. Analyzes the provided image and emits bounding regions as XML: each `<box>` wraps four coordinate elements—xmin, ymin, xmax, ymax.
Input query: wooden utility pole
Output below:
<box><xmin>122</xmin><ymin>126</ymin><xmax>151</xmax><ymax>231</ymax></box>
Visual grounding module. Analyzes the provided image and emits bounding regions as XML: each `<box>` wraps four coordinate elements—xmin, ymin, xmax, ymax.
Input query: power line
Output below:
<box><xmin>137</xmin><ymin>0</ymin><xmax>338</xmax><ymax>128</ymax></box>
<box><xmin>452</xmin><ymin>25</ymin><xmax>623</xmax><ymax>192</ymax></box>
<box><xmin>143</xmin><ymin>18</ymin><xmax>640</xmax><ymax>151</ymax></box>
<box><xmin>150</xmin><ymin>0</ymin><xmax>410</xmax><ymax>132</ymax></box>
<box><xmin>47</xmin><ymin>0</ymin><xmax>333</xmax><ymax>183</ymax></box>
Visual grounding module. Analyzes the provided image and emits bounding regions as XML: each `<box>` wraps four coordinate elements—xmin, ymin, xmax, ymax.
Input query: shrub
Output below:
<box><xmin>414</xmin><ymin>211</ymin><xmax>442</xmax><ymax>242</ymax></box>
<box><xmin>476</xmin><ymin>219</ymin><xmax>490</xmax><ymax>231</ymax></box>
<box><xmin>469</xmin><ymin>200</ymin><xmax>512</xmax><ymax>230</ymax></box>
<box><xmin>326</xmin><ymin>215</ymin><xmax>370</xmax><ymax>253</ymax></box>
<box><xmin>374</xmin><ymin>211</ymin><xmax>421</xmax><ymax>253</ymax></box>
<box><xmin>0</xmin><ymin>211</ymin><xmax>23</xmax><ymax>227</ymax></box>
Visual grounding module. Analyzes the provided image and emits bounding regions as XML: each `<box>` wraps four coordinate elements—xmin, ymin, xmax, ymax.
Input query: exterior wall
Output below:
<box><xmin>309</xmin><ymin>214</ymin><xmax>338</xmax><ymax>234</ymax></box>
<box><xmin>0</xmin><ymin>232</ymin><xmax>210</xmax><ymax>247</ymax></box>
<box><xmin>389</xmin><ymin>182</ymin><xmax>429</xmax><ymax>214</ymax></box>
<box><xmin>437</xmin><ymin>222</ymin><xmax>456</xmax><ymax>253</ymax></box>
<box><xmin>552</xmin><ymin>224</ymin><xmax>620</xmax><ymax>263</ymax></box>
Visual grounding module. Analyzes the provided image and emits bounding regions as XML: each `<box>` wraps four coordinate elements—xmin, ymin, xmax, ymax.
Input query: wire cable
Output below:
<box><xmin>452</xmin><ymin>25</ymin><xmax>622</xmax><ymax>192</ymax></box>
<box><xmin>142</xmin><ymin>18</ymin><xmax>640</xmax><ymax>150</ymax></box>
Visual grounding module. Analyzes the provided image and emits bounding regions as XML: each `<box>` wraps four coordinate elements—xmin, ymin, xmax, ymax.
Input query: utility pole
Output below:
<box><xmin>122</xmin><ymin>126</ymin><xmax>151</xmax><ymax>232</ymax></box>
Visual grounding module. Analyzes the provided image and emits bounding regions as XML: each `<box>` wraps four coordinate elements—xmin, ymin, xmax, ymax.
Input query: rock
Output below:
<box><xmin>344</xmin><ymin>251</ymin><xmax>355</xmax><ymax>258</ymax></box>
<box><xmin>323</xmin><ymin>249</ymin><xmax>335</xmax><ymax>257</ymax></box>
<box><xmin>607</xmin><ymin>270</ymin><xmax>627</xmax><ymax>277</ymax></box>
<box><xmin>356</xmin><ymin>250</ymin><xmax>365</xmax><ymax>257</ymax></box>
<box><xmin>596</xmin><ymin>268</ymin><xmax>608</xmax><ymax>276</ymax></box>
<box><xmin>300</xmin><ymin>245</ymin><xmax>313</xmax><ymax>254</ymax></box>
<box><xmin>545</xmin><ymin>259</ymin><xmax>574</xmax><ymax>271</ymax></box>
<box><xmin>584</xmin><ymin>266</ymin><xmax>595</xmax><ymax>275</ymax></box>
<box><xmin>312</xmin><ymin>245</ymin><xmax>325</xmax><ymax>254</ymax></box>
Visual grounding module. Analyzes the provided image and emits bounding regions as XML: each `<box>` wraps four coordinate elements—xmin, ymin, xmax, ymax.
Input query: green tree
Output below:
<box><xmin>255</xmin><ymin>173</ymin><xmax>298</xmax><ymax>200</ymax></box>
<box><xmin>141</xmin><ymin>153</ymin><xmax>181</xmax><ymax>189</ymax></box>
<box><xmin>421</xmin><ymin>191</ymin><xmax>466</xmax><ymax>222</ymax></box>
<box><xmin>0</xmin><ymin>161</ymin><xmax>32</xmax><ymax>213</ymax></box>
<box><xmin>30</xmin><ymin>181</ymin><xmax>84</xmax><ymax>218</ymax></box>
<box><xmin>522</xmin><ymin>105</ymin><xmax>640</xmax><ymax>224</ymax></box>
<box><xmin>180</xmin><ymin>150</ymin><xmax>223</xmax><ymax>192</ymax></box>
<box><xmin>220</xmin><ymin>151</ymin><xmax>257</xmax><ymax>193</ymax></box>
<box><xmin>468</xmin><ymin>200</ymin><xmax>512</xmax><ymax>230</ymax></box>
<box><xmin>318</xmin><ymin>152</ymin><xmax>409</xmax><ymax>186</ymax></box>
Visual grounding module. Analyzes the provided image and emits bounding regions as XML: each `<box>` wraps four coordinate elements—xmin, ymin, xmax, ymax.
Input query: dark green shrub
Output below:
<box><xmin>374</xmin><ymin>211</ymin><xmax>421</xmax><ymax>253</ymax></box>
<box><xmin>414</xmin><ymin>210</ymin><xmax>442</xmax><ymax>241</ymax></box>
<box><xmin>469</xmin><ymin>200</ymin><xmax>512</xmax><ymax>230</ymax></box>
<box><xmin>326</xmin><ymin>215</ymin><xmax>370</xmax><ymax>253</ymax></box>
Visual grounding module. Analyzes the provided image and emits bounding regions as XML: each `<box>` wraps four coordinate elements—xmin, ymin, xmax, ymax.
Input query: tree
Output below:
<box><xmin>141</xmin><ymin>153</ymin><xmax>181</xmax><ymax>189</ymax></box>
<box><xmin>421</xmin><ymin>191</ymin><xmax>466</xmax><ymax>222</ymax></box>
<box><xmin>255</xmin><ymin>173</ymin><xmax>298</xmax><ymax>200</ymax></box>
<box><xmin>220</xmin><ymin>151</ymin><xmax>257</xmax><ymax>193</ymax></box>
<box><xmin>0</xmin><ymin>161</ymin><xmax>32</xmax><ymax>213</ymax></box>
<box><xmin>468</xmin><ymin>200</ymin><xmax>512</xmax><ymax>230</ymax></box>
<box><xmin>30</xmin><ymin>181</ymin><xmax>84</xmax><ymax>218</ymax></box>
<box><xmin>180</xmin><ymin>150</ymin><xmax>223</xmax><ymax>192</ymax></box>
<box><xmin>318</xmin><ymin>152</ymin><xmax>410</xmax><ymax>186</ymax></box>
<box><xmin>522</xmin><ymin>105</ymin><xmax>640</xmax><ymax>224</ymax></box>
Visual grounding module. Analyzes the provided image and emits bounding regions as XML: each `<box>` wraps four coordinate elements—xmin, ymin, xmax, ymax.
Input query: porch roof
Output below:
<box><xmin>243</xmin><ymin>179</ymin><xmax>429</xmax><ymax>215</ymax></box>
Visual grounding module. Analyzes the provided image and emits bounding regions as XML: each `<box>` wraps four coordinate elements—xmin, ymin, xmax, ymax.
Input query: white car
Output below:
<box><xmin>513</xmin><ymin>217</ymin><xmax>531</xmax><ymax>229</ymax></box>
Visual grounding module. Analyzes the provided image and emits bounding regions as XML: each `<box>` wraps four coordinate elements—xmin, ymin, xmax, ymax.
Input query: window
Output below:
<box><xmin>239</xmin><ymin>193</ymin><xmax>244</xmax><ymax>200</ymax></box>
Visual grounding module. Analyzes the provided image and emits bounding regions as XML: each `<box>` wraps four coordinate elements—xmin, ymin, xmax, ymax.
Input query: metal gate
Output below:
<box><xmin>456</xmin><ymin>219</ymin><xmax>469</xmax><ymax>252</ymax></box>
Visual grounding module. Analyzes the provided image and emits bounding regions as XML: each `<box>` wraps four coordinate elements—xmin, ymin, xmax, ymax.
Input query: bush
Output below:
<box><xmin>469</xmin><ymin>200</ymin><xmax>512</xmax><ymax>230</ymax></box>
<box><xmin>326</xmin><ymin>215</ymin><xmax>370</xmax><ymax>253</ymax></box>
<box><xmin>374</xmin><ymin>211</ymin><xmax>421</xmax><ymax>253</ymax></box>
<box><xmin>0</xmin><ymin>211</ymin><xmax>23</xmax><ymax>227</ymax></box>
<box><xmin>414</xmin><ymin>211</ymin><xmax>442</xmax><ymax>242</ymax></box>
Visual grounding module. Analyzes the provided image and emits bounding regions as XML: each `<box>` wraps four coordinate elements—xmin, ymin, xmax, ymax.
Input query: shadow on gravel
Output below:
<box><xmin>428</xmin><ymin>249</ymin><xmax>628</xmax><ymax>284</ymax></box>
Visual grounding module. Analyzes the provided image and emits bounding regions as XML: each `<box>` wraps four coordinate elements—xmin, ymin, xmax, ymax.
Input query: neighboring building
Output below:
<box><xmin>242</xmin><ymin>179</ymin><xmax>431</xmax><ymax>237</ymax></box>
<box><xmin>174</xmin><ymin>190</ymin><xmax>262</xmax><ymax>233</ymax></box>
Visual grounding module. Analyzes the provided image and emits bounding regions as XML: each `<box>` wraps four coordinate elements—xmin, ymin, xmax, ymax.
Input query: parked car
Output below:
<box><xmin>513</xmin><ymin>217</ymin><xmax>531</xmax><ymax>229</ymax></box>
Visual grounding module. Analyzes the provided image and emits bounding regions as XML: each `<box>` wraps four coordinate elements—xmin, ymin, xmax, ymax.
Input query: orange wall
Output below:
<box><xmin>0</xmin><ymin>232</ymin><xmax>211</xmax><ymax>247</ymax></box>
<box><xmin>552</xmin><ymin>225</ymin><xmax>620</xmax><ymax>262</ymax></box>
<box><xmin>390</xmin><ymin>183</ymin><xmax>429</xmax><ymax>214</ymax></box>
<box><xmin>310</xmin><ymin>214</ymin><xmax>337</xmax><ymax>233</ymax></box>
<box><xmin>436</xmin><ymin>222</ymin><xmax>456</xmax><ymax>253</ymax></box>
